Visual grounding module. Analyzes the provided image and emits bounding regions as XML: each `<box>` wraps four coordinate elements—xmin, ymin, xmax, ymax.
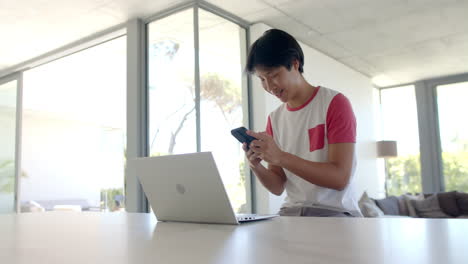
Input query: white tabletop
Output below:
<box><xmin>0</xmin><ymin>212</ymin><xmax>467</xmax><ymax>264</ymax></box>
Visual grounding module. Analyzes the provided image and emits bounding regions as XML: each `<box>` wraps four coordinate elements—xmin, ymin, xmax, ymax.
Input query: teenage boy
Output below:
<box><xmin>244</xmin><ymin>29</ymin><xmax>361</xmax><ymax>217</ymax></box>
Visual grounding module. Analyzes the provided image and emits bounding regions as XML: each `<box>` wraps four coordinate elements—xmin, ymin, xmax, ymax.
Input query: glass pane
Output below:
<box><xmin>437</xmin><ymin>81</ymin><xmax>468</xmax><ymax>192</ymax></box>
<box><xmin>0</xmin><ymin>80</ymin><xmax>17</xmax><ymax>213</ymax></box>
<box><xmin>380</xmin><ymin>85</ymin><xmax>422</xmax><ymax>195</ymax></box>
<box><xmin>21</xmin><ymin>36</ymin><xmax>126</xmax><ymax>213</ymax></box>
<box><xmin>199</xmin><ymin>10</ymin><xmax>247</xmax><ymax>213</ymax></box>
<box><xmin>148</xmin><ymin>9</ymin><xmax>196</xmax><ymax>156</ymax></box>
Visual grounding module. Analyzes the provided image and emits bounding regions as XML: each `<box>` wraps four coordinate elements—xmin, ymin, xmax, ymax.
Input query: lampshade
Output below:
<box><xmin>377</xmin><ymin>140</ymin><xmax>398</xmax><ymax>158</ymax></box>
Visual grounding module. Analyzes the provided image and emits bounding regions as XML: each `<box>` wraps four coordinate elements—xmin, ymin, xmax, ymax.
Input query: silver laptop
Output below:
<box><xmin>129</xmin><ymin>152</ymin><xmax>277</xmax><ymax>225</ymax></box>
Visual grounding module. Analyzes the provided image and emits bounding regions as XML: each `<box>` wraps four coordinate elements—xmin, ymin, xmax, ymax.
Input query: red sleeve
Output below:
<box><xmin>266</xmin><ymin>115</ymin><xmax>273</xmax><ymax>137</ymax></box>
<box><xmin>326</xmin><ymin>93</ymin><xmax>356</xmax><ymax>143</ymax></box>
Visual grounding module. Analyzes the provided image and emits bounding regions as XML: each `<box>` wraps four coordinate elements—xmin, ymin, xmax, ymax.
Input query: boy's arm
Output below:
<box><xmin>250</xmin><ymin>163</ymin><xmax>287</xmax><ymax>196</ymax></box>
<box><xmin>244</xmin><ymin>143</ymin><xmax>287</xmax><ymax>196</ymax></box>
<box><xmin>247</xmin><ymin>131</ymin><xmax>355</xmax><ymax>191</ymax></box>
<box><xmin>279</xmin><ymin>143</ymin><xmax>355</xmax><ymax>191</ymax></box>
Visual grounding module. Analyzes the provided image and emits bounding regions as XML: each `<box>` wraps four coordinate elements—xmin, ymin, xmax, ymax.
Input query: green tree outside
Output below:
<box><xmin>442</xmin><ymin>151</ymin><xmax>468</xmax><ymax>192</ymax></box>
<box><xmin>101</xmin><ymin>187</ymin><xmax>124</xmax><ymax>212</ymax></box>
<box><xmin>386</xmin><ymin>154</ymin><xmax>422</xmax><ymax>196</ymax></box>
<box><xmin>386</xmin><ymin>151</ymin><xmax>468</xmax><ymax>195</ymax></box>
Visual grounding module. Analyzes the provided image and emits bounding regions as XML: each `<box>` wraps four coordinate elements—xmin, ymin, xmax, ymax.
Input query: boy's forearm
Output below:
<box><xmin>278</xmin><ymin>152</ymin><xmax>349</xmax><ymax>191</ymax></box>
<box><xmin>251</xmin><ymin>164</ymin><xmax>285</xmax><ymax>196</ymax></box>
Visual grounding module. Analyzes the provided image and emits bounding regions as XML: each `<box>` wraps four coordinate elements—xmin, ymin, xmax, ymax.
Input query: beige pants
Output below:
<box><xmin>279</xmin><ymin>206</ymin><xmax>353</xmax><ymax>217</ymax></box>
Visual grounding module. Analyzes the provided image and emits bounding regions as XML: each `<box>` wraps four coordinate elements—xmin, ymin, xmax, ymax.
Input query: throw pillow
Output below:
<box><xmin>375</xmin><ymin>196</ymin><xmax>400</xmax><ymax>215</ymax></box>
<box><xmin>403</xmin><ymin>194</ymin><xmax>424</xmax><ymax>217</ymax></box>
<box><xmin>411</xmin><ymin>194</ymin><xmax>450</xmax><ymax>218</ymax></box>
<box><xmin>358</xmin><ymin>192</ymin><xmax>384</xmax><ymax>217</ymax></box>
<box><xmin>455</xmin><ymin>192</ymin><xmax>468</xmax><ymax>215</ymax></box>
<box><xmin>437</xmin><ymin>191</ymin><xmax>460</xmax><ymax>217</ymax></box>
<box><xmin>396</xmin><ymin>195</ymin><xmax>409</xmax><ymax>216</ymax></box>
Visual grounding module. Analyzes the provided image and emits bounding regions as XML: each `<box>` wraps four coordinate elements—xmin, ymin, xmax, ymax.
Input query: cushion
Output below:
<box><xmin>411</xmin><ymin>194</ymin><xmax>450</xmax><ymax>218</ymax></box>
<box><xmin>375</xmin><ymin>196</ymin><xmax>400</xmax><ymax>215</ymax></box>
<box><xmin>20</xmin><ymin>200</ymin><xmax>46</xmax><ymax>213</ymax></box>
<box><xmin>396</xmin><ymin>195</ymin><xmax>409</xmax><ymax>216</ymax></box>
<box><xmin>456</xmin><ymin>192</ymin><xmax>468</xmax><ymax>214</ymax></box>
<box><xmin>437</xmin><ymin>191</ymin><xmax>460</xmax><ymax>217</ymax></box>
<box><xmin>358</xmin><ymin>192</ymin><xmax>384</xmax><ymax>217</ymax></box>
<box><xmin>403</xmin><ymin>194</ymin><xmax>424</xmax><ymax>217</ymax></box>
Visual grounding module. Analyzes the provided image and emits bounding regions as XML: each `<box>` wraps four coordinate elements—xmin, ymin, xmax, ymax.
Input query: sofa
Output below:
<box><xmin>20</xmin><ymin>199</ymin><xmax>100</xmax><ymax>213</ymax></box>
<box><xmin>359</xmin><ymin>191</ymin><xmax>468</xmax><ymax>218</ymax></box>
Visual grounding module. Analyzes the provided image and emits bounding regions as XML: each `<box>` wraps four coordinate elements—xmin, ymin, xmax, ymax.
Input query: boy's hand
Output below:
<box><xmin>247</xmin><ymin>130</ymin><xmax>284</xmax><ymax>166</ymax></box>
<box><xmin>242</xmin><ymin>143</ymin><xmax>262</xmax><ymax>169</ymax></box>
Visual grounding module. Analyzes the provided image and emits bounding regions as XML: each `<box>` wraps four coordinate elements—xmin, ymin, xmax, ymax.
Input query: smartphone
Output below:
<box><xmin>231</xmin><ymin>127</ymin><xmax>257</xmax><ymax>150</ymax></box>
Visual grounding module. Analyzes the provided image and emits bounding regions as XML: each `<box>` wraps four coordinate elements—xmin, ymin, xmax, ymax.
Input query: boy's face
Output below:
<box><xmin>254</xmin><ymin>61</ymin><xmax>301</xmax><ymax>103</ymax></box>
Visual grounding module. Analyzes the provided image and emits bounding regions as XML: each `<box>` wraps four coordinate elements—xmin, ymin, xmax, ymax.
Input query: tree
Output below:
<box><xmin>148</xmin><ymin>40</ymin><xmax>242</xmax><ymax>155</ymax></box>
<box><xmin>200</xmin><ymin>73</ymin><xmax>242</xmax><ymax>124</ymax></box>
<box><xmin>0</xmin><ymin>160</ymin><xmax>15</xmax><ymax>193</ymax></box>
<box><xmin>386</xmin><ymin>154</ymin><xmax>422</xmax><ymax>196</ymax></box>
<box><xmin>442</xmin><ymin>151</ymin><xmax>468</xmax><ymax>192</ymax></box>
<box><xmin>100</xmin><ymin>187</ymin><xmax>124</xmax><ymax>212</ymax></box>
<box><xmin>386</xmin><ymin>151</ymin><xmax>468</xmax><ymax>195</ymax></box>
<box><xmin>0</xmin><ymin>160</ymin><xmax>27</xmax><ymax>193</ymax></box>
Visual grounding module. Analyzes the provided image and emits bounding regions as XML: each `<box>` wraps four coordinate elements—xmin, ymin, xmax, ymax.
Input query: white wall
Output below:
<box><xmin>249</xmin><ymin>23</ymin><xmax>383</xmax><ymax>214</ymax></box>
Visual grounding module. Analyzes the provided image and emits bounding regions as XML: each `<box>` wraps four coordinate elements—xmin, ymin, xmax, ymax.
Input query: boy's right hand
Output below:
<box><xmin>243</xmin><ymin>142</ymin><xmax>262</xmax><ymax>169</ymax></box>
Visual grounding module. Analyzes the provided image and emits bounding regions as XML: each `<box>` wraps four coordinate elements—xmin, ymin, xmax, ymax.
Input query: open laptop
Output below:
<box><xmin>129</xmin><ymin>152</ymin><xmax>277</xmax><ymax>225</ymax></box>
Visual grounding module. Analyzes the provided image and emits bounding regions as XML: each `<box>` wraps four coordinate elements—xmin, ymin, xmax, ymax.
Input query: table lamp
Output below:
<box><xmin>377</xmin><ymin>140</ymin><xmax>398</xmax><ymax>196</ymax></box>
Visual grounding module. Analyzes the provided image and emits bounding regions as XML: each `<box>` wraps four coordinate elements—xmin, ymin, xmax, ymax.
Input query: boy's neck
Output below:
<box><xmin>287</xmin><ymin>80</ymin><xmax>317</xmax><ymax>109</ymax></box>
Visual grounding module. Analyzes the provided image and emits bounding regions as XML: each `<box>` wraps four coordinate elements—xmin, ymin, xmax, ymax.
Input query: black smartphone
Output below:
<box><xmin>231</xmin><ymin>127</ymin><xmax>257</xmax><ymax>150</ymax></box>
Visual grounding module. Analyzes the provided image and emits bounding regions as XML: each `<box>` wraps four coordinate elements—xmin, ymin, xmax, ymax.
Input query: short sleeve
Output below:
<box><xmin>326</xmin><ymin>93</ymin><xmax>356</xmax><ymax>143</ymax></box>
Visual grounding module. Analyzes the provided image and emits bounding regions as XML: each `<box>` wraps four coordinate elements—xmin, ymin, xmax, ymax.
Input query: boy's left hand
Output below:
<box><xmin>246</xmin><ymin>130</ymin><xmax>284</xmax><ymax>166</ymax></box>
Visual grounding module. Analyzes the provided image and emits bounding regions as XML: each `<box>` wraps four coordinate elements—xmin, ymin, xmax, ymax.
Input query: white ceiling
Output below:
<box><xmin>1</xmin><ymin>0</ymin><xmax>467</xmax><ymax>87</ymax></box>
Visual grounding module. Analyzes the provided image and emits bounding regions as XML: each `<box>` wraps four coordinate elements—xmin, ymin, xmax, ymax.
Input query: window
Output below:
<box><xmin>147</xmin><ymin>7</ymin><xmax>249</xmax><ymax>213</ymax></box>
<box><xmin>0</xmin><ymin>80</ymin><xmax>18</xmax><ymax>213</ymax></box>
<box><xmin>20</xmin><ymin>36</ymin><xmax>126</xmax><ymax>213</ymax></box>
<box><xmin>199</xmin><ymin>9</ymin><xmax>248</xmax><ymax>213</ymax></box>
<box><xmin>436</xmin><ymin>81</ymin><xmax>468</xmax><ymax>192</ymax></box>
<box><xmin>380</xmin><ymin>85</ymin><xmax>422</xmax><ymax>195</ymax></box>
<box><xmin>147</xmin><ymin>9</ymin><xmax>196</xmax><ymax>156</ymax></box>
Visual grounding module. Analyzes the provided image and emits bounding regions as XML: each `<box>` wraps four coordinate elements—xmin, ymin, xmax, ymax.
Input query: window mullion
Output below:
<box><xmin>194</xmin><ymin>5</ymin><xmax>201</xmax><ymax>152</ymax></box>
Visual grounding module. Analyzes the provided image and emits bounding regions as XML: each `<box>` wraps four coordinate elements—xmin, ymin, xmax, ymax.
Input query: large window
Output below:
<box><xmin>147</xmin><ymin>8</ymin><xmax>249</xmax><ymax>213</ymax></box>
<box><xmin>199</xmin><ymin>10</ymin><xmax>248</xmax><ymax>213</ymax></box>
<box><xmin>0</xmin><ymin>80</ymin><xmax>18</xmax><ymax>213</ymax></box>
<box><xmin>380</xmin><ymin>85</ymin><xmax>422</xmax><ymax>195</ymax></box>
<box><xmin>436</xmin><ymin>81</ymin><xmax>468</xmax><ymax>192</ymax></box>
<box><xmin>147</xmin><ymin>9</ymin><xmax>196</xmax><ymax>156</ymax></box>
<box><xmin>20</xmin><ymin>36</ymin><xmax>126</xmax><ymax>213</ymax></box>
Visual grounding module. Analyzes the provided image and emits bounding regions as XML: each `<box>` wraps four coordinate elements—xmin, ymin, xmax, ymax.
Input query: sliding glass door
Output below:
<box><xmin>380</xmin><ymin>85</ymin><xmax>422</xmax><ymax>195</ymax></box>
<box><xmin>0</xmin><ymin>74</ymin><xmax>21</xmax><ymax>213</ymax></box>
<box><xmin>147</xmin><ymin>9</ymin><xmax>197</xmax><ymax>156</ymax></box>
<box><xmin>436</xmin><ymin>81</ymin><xmax>468</xmax><ymax>192</ymax></box>
<box><xmin>147</xmin><ymin>6</ymin><xmax>250</xmax><ymax>213</ymax></box>
<box><xmin>198</xmin><ymin>9</ymin><xmax>248</xmax><ymax>213</ymax></box>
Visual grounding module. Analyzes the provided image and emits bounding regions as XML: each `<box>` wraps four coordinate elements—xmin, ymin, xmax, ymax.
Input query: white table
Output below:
<box><xmin>0</xmin><ymin>212</ymin><xmax>467</xmax><ymax>264</ymax></box>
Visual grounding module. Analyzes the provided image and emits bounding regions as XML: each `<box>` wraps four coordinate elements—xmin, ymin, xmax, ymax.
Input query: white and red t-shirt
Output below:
<box><xmin>266</xmin><ymin>86</ymin><xmax>361</xmax><ymax>216</ymax></box>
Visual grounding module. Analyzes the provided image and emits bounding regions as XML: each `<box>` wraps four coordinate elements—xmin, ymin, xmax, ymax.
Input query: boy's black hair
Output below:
<box><xmin>246</xmin><ymin>29</ymin><xmax>304</xmax><ymax>74</ymax></box>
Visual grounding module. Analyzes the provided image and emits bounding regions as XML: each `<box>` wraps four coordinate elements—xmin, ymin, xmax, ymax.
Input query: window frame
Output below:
<box><xmin>379</xmin><ymin>72</ymin><xmax>468</xmax><ymax>193</ymax></box>
<box><xmin>141</xmin><ymin>1</ymin><xmax>254</xmax><ymax>213</ymax></box>
<box><xmin>0</xmin><ymin>0</ymin><xmax>254</xmax><ymax>214</ymax></box>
